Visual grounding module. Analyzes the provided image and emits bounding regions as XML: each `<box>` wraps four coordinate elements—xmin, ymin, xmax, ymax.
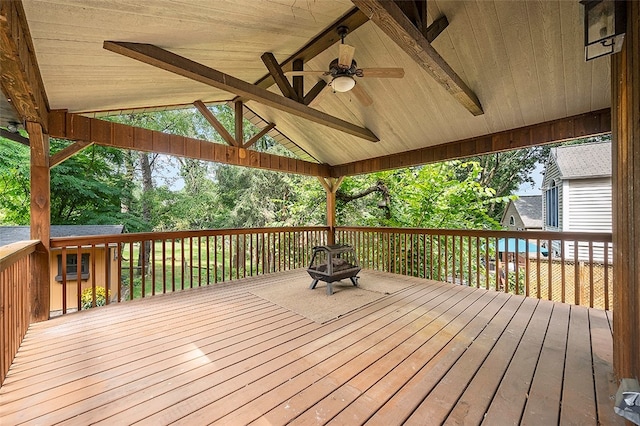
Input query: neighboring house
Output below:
<box><xmin>0</xmin><ymin>225</ymin><xmax>124</xmax><ymax>313</ymax></box>
<box><xmin>501</xmin><ymin>195</ymin><xmax>542</xmax><ymax>231</ymax></box>
<box><xmin>541</xmin><ymin>141</ymin><xmax>612</xmax><ymax>261</ymax></box>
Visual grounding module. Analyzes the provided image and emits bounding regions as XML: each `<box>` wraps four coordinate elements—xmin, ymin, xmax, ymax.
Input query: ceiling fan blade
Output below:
<box><xmin>283</xmin><ymin>70</ymin><xmax>326</xmax><ymax>76</ymax></box>
<box><xmin>338</xmin><ymin>44</ymin><xmax>356</xmax><ymax>68</ymax></box>
<box><xmin>351</xmin><ymin>83</ymin><xmax>373</xmax><ymax>107</ymax></box>
<box><xmin>359</xmin><ymin>68</ymin><xmax>405</xmax><ymax>78</ymax></box>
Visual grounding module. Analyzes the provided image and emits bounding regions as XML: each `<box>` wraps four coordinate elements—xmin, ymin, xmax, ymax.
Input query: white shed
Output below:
<box><xmin>541</xmin><ymin>141</ymin><xmax>612</xmax><ymax>261</ymax></box>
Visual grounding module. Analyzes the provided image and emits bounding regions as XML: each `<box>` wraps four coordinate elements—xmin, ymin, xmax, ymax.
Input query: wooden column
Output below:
<box><xmin>611</xmin><ymin>0</ymin><xmax>639</xmax><ymax>383</ymax></box>
<box><xmin>318</xmin><ymin>177</ymin><xmax>344</xmax><ymax>245</ymax></box>
<box><xmin>27</xmin><ymin>122</ymin><xmax>50</xmax><ymax>322</ymax></box>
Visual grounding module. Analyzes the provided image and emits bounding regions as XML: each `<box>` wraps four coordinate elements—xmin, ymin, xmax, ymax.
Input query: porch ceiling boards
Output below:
<box><xmin>0</xmin><ymin>270</ymin><xmax>621</xmax><ymax>425</ymax></box>
<box><xmin>13</xmin><ymin>0</ymin><xmax>610</xmax><ymax>166</ymax></box>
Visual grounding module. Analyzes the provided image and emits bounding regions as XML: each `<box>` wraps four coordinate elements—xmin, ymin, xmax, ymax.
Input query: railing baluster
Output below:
<box><xmin>574</xmin><ymin>241</ymin><xmax>580</xmax><ymax>305</ymax></box>
<box><xmin>151</xmin><ymin>239</ymin><xmax>156</xmax><ymax>295</ymax></box>
<box><xmin>589</xmin><ymin>241</ymin><xmax>594</xmax><ymax>308</ymax></box>
<box><xmin>604</xmin><ymin>241</ymin><xmax>610</xmax><ymax>310</ymax></box>
<box><xmin>560</xmin><ymin>237</ymin><xmax>566</xmax><ymax>304</ymax></box>
<box><xmin>547</xmin><ymin>238</ymin><xmax>552</xmax><ymax>301</ymax></box>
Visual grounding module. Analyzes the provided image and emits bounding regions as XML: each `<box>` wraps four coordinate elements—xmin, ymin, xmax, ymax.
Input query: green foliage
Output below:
<box><xmin>335</xmin><ymin>162</ymin><xmax>503</xmax><ymax>230</ymax></box>
<box><xmin>0</xmin><ymin>138</ymin><xmax>30</xmax><ymax>224</ymax></box>
<box><xmin>81</xmin><ymin>286</ymin><xmax>107</xmax><ymax>309</ymax></box>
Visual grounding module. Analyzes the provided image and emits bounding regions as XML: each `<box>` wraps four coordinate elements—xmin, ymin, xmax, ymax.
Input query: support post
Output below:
<box><xmin>27</xmin><ymin>121</ymin><xmax>50</xmax><ymax>322</ymax></box>
<box><xmin>612</xmin><ymin>0</ymin><xmax>639</xmax><ymax>384</ymax></box>
<box><xmin>318</xmin><ymin>177</ymin><xmax>344</xmax><ymax>245</ymax></box>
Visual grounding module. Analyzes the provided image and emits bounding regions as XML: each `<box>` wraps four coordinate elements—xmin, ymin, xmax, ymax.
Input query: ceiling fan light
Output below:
<box><xmin>331</xmin><ymin>75</ymin><xmax>356</xmax><ymax>92</ymax></box>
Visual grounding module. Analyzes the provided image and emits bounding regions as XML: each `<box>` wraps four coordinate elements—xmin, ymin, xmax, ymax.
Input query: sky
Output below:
<box><xmin>515</xmin><ymin>162</ymin><xmax>544</xmax><ymax>196</ymax></box>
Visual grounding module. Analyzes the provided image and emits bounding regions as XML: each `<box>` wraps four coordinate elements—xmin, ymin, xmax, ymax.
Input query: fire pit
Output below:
<box><xmin>307</xmin><ymin>244</ymin><xmax>361</xmax><ymax>295</ymax></box>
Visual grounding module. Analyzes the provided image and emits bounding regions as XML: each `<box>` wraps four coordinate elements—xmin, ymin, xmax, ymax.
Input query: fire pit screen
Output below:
<box><xmin>307</xmin><ymin>244</ymin><xmax>361</xmax><ymax>295</ymax></box>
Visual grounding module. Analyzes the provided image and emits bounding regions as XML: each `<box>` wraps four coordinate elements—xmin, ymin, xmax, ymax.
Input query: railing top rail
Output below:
<box><xmin>335</xmin><ymin>226</ymin><xmax>613</xmax><ymax>242</ymax></box>
<box><xmin>0</xmin><ymin>240</ymin><xmax>40</xmax><ymax>271</ymax></box>
<box><xmin>50</xmin><ymin>226</ymin><xmax>331</xmax><ymax>247</ymax></box>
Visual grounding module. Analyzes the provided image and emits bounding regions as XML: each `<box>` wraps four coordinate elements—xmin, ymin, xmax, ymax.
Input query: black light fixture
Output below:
<box><xmin>581</xmin><ymin>0</ymin><xmax>626</xmax><ymax>61</ymax></box>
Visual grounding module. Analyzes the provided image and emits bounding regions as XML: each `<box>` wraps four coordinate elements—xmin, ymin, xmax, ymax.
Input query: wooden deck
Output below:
<box><xmin>0</xmin><ymin>270</ymin><xmax>622</xmax><ymax>425</ymax></box>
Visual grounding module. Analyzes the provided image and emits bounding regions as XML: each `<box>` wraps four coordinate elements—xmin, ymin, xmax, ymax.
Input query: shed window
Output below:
<box><xmin>509</xmin><ymin>215</ymin><xmax>515</xmax><ymax>226</ymax></box>
<box><xmin>545</xmin><ymin>183</ymin><xmax>559</xmax><ymax>228</ymax></box>
<box><xmin>56</xmin><ymin>253</ymin><xmax>90</xmax><ymax>281</ymax></box>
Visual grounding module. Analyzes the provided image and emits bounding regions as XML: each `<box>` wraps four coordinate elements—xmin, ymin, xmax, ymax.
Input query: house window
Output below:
<box><xmin>545</xmin><ymin>182</ymin><xmax>559</xmax><ymax>228</ymax></box>
<box><xmin>509</xmin><ymin>215</ymin><xmax>515</xmax><ymax>226</ymax></box>
<box><xmin>56</xmin><ymin>253</ymin><xmax>90</xmax><ymax>281</ymax></box>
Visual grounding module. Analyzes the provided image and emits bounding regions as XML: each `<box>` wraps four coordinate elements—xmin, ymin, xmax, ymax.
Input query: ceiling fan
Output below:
<box><xmin>285</xmin><ymin>26</ymin><xmax>405</xmax><ymax>106</ymax></box>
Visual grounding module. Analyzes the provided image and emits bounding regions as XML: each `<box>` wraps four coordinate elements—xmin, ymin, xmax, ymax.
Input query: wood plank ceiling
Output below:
<box><xmin>16</xmin><ymin>0</ymin><xmax>611</xmax><ymax>167</ymax></box>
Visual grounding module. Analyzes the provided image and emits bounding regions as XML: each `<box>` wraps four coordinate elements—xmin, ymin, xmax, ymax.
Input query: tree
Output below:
<box><xmin>456</xmin><ymin>147</ymin><xmax>549</xmax><ymax>220</ymax></box>
<box><xmin>317</xmin><ymin>161</ymin><xmax>504</xmax><ymax>230</ymax></box>
<box><xmin>0</xmin><ymin>138</ymin><xmax>30</xmax><ymax>224</ymax></box>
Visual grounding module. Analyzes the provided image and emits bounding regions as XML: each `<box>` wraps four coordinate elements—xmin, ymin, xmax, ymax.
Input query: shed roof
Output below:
<box><xmin>0</xmin><ymin>225</ymin><xmax>125</xmax><ymax>246</ymax></box>
<box><xmin>552</xmin><ymin>141</ymin><xmax>612</xmax><ymax>179</ymax></box>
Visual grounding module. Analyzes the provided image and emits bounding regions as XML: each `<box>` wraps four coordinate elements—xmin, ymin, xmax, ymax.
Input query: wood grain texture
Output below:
<box><xmin>331</xmin><ymin>108</ymin><xmax>611</xmax><ymax>176</ymax></box>
<box><xmin>0</xmin><ymin>0</ymin><xmax>49</xmax><ymax>128</ymax></box>
<box><xmin>27</xmin><ymin>122</ymin><xmax>50</xmax><ymax>322</ymax></box>
<box><xmin>102</xmin><ymin>41</ymin><xmax>378</xmax><ymax>142</ymax></box>
<box><xmin>48</xmin><ymin>111</ymin><xmax>331</xmax><ymax>177</ymax></box>
<box><xmin>611</xmin><ymin>0</ymin><xmax>640</xmax><ymax>383</ymax></box>
<box><xmin>351</xmin><ymin>0</ymin><xmax>483</xmax><ymax>116</ymax></box>
<box><xmin>0</xmin><ymin>270</ymin><xmax>621</xmax><ymax>424</ymax></box>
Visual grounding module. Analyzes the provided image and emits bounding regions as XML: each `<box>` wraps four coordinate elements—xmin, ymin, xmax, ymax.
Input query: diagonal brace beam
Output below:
<box><xmin>104</xmin><ymin>41</ymin><xmax>378</xmax><ymax>142</ymax></box>
<box><xmin>352</xmin><ymin>0</ymin><xmax>483</xmax><ymax>116</ymax></box>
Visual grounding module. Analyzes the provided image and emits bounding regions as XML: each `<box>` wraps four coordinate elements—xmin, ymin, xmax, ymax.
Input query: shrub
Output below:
<box><xmin>81</xmin><ymin>286</ymin><xmax>107</xmax><ymax>310</ymax></box>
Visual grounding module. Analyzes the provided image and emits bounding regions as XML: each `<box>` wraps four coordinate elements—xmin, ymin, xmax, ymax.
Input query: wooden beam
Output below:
<box><xmin>104</xmin><ymin>41</ymin><xmax>378</xmax><ymax>143</ymax></box>
<box><xmin>49</xmin><ymin>110</ymin><xmax>332</xmax><ymax>177</ymax></box>
<box><xmin>292</xmin><ymin>59</ymin><xmax>304</xmax><ymax>100</ymax></box>
<box><xmin>426</xmin><ymin>15</ymin><xmax>449</xmax><ymax>43</ymax></box>
<box><xmin>26</xmin><ymin>121</ymin><xmax>50</xmax><ymax>322</ymax></box>
<box><xmin>0</xmin><ymin>1</ymin><xmax>49</xmax><ymax>130</ymax></box>
<box><xmin>243</xmin><ymin>123</ymin><xmax>275</xmax><ymax>150</ymax></box>
<box><xmin>253</xmin><ymin>8</ymin><xmax>369</xmax><ymax>90</ymax></box>
<box><xmin>234</xmin><ymin>100</ymin><xmax>244</xmax><ymax>146</ymax></box>
<box><xmin>351</xmin><ymin>0</ymin><xmax>483</xmax><ymax>116</ymax></box>
<box><xmin>193</xmin><ymin>100</ymin><xmax>237</xmax><ymax>146</ymax></box>
<box><xmin>331</xmin><ymin>109</ymin><xmax>612</xmax><ymax>176</ymax></box>
<box><xmin>0</xmin><ymin>128</ymin><xmax>29</xmax><ymax>146</ymax></box>
<box><xmin>612</xmin><ymin>0</ymin><xmax>640</xmax><ymax>384</ymax></box>
<box><xmin>261</xmin><ymin>52</ymin><xmax>299</xmax><ymax>101</ymax></box>
<box><xmin>49</xmin><ymin>140</ymin><xmax>93</xmax><ymax>168</ymax></box>
<box><xmin>318</xmin><ymin>176</ymin><xmax>344</xmax><ymax>245</ymax></box>
<box><xmin>304</xmin><ymin>80</ymin><xmax>328</xmax><ymax>106</ymax></box>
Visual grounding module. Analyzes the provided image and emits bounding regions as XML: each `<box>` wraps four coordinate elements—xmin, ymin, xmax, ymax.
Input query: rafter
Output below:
<box><xmin>104</xmin><ymin>41</ymin><xmax>378</xmax><ymax>143</ymax></box>
<box><xmin>243</xmin><ymin>123</ymin><xmax>276</xmax><ymax>150</ymax></box>
<box><xmin>0</xmin><ymin>0</ymin><xmax>49</xmax><ymax>129</ymax></box>
<box><xmin>253</xmin><ymin>8</ymin><xmax>369</xmax><ymax>90</ymax></box>
<box><xmin>352</xmin><ymin>0</ymin><xmax>483</xmax><ymax>116</ymax></box>
<box><xmin>234</xmin><ymin>100</ymin><xmax>244</xmax><ymax>146</ymax></box>
<box><xmin>261</xmin><ymin>52</ymin><xmax>299</xmax><ymax>101</ymax></box>
<box><xmin>303</xmin><ymin>81</ymin><xmax>328</xmax><ymax>106</ymax></box>
<box><xmin>193</xmin><ymin>100</ymin><xmax>237</xmax><ymax>147</ymax></box>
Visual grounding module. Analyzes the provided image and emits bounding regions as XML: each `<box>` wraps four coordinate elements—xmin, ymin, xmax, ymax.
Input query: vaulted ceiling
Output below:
<box><xmin>2</xmin><ymin>0</ymin><xmax>611</xmax><ymax>170</ymax></box>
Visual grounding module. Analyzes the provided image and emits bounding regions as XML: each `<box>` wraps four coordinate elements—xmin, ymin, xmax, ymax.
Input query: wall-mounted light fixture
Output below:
<box><xmin>581</xmin><ymin>0</ymin><xmax>626</xmax><ymax>61</ymax></box>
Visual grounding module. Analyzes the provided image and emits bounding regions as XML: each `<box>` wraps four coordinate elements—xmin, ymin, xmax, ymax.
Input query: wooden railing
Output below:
<box><xmin>0</xmin><ymin>240</ymin><xmax>39</xmax><ymax>385</ymax></box>
<box><xmin>336</xmin><ymin>227</ymin><xmax>614</xmax><ymax>310</ymax></box>
<box><xmin>50</xmin><ymin>227</ymin><xmax>329</xmax><ymax>315</ymax></box>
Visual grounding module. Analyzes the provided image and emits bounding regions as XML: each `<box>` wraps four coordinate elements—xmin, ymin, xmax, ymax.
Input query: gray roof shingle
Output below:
<box><xmin>513</xmin><ymin>195</ymin><xmax>542</xmax><ymax>229</ymax></box>
<box><xmin>553</xmin><ymin>141</ymin><xmax>611</xmax><ymax>179</ymax></box>
<box><xmin>0</xmin><ymin>225</ymin><xmax>124</xmax><ymax>246</ymax></box>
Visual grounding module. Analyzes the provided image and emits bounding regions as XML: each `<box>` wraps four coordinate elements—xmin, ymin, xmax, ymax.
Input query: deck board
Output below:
<box><xmin>0</xmin><ymin>269</ymin><xmax>622</xmax><ymax>425</ymax></box>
